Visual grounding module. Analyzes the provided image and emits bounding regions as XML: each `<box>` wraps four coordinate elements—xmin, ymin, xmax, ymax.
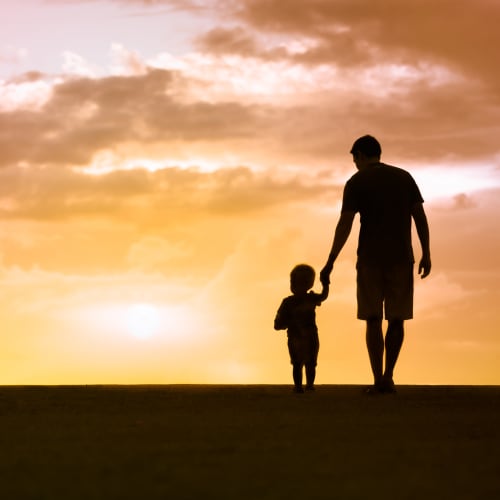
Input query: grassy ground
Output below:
<box><xmin>0</xmin><ymin>385</ymin><xmax>499</xmax><ymax>499</ymax></box>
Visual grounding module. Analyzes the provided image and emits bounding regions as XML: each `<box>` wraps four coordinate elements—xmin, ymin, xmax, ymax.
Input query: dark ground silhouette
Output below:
<box><xmin>1</xmin><ymin>385</ymin><xmax>499</xmax><ymax>499</ymax></box>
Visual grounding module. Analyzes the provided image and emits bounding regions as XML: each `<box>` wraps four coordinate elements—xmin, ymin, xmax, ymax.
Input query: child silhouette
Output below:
<box><xmin>274</xmin><ymin>264</ymin><xmax>329</xmax><ymax>393</ymax></box>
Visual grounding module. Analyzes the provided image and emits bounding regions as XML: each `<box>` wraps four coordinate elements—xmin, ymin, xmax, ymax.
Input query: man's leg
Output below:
<box><xmin>305</xmin><ymin>364</ymin><xmax>316</xmax><ymax>389</ymax></box>
<box><xmin>383</xmin><ymin>262</ymin><xmax>412</xmax><ymax>389</ymax></box>
<box><xmin>366</xmin><ymin>318</ymin><xmax>384</xmax><ymax>387</ymax></box>
<box><xmin>384</xmin><ymin>319</ymin><xmax>404</xmax><ymax>383</ymax></box>
<box><xmin>292</xmin><ymin>364</ymin><xmax>303</xmax><ymax>392</ymax></box>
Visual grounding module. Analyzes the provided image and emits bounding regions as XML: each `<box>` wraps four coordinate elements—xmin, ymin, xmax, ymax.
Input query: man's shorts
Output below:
<box><xmin>356</xmin><ymin>262</ymin><xmax>414</xmax><ymax>320</ymax></box>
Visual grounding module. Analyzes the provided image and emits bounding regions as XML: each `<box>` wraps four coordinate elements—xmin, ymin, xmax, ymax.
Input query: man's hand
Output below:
<box><xmin>418</xmin><ymin>255</ymin><xmax>431</xmax><ymax>279</ymax></box>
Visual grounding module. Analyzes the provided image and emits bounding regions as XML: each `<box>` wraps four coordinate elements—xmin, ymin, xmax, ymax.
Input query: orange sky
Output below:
<box><xmin>1</xmin><ymin>0</ymin><xmax>499</xmax><ymax>385</ymax></box>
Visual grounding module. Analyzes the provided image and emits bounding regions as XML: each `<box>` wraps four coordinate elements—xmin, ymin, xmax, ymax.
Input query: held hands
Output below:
<box><xmin>320</xmin><ymin>264</ymin><xmax>333</xmax><ymax>286</ymax></box>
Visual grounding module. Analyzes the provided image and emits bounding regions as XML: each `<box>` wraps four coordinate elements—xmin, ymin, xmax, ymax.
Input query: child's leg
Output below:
<box><xmin>292</xmin><ymin>364</ymin><xmax>303</xmax><ymax>391</ymax></box>
<box><xmin>305</xmin><ymin>364</ymin><xmax>316</xmax><ymax>389</ymax></box>
<box><xmin>305</xmin><ymin>334</ymin><xmax>319</xmax><ymax>389</ymax></box>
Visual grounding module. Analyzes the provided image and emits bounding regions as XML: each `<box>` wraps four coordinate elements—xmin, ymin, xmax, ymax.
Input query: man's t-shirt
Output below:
<box><xmin>341</xmin><ymin>162</ymin><xmax>424</xmax><ymax>266</ymax></box>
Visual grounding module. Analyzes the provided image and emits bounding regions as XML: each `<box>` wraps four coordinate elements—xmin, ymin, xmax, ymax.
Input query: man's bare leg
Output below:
<box><xmin>292</xmin><ymin>364</ymin><xmax>304</xmax><ymax>392</ymax></box>
<box><xmin>366</xmin><ymin>318</ymin><xmax>384</xmax><ymax>387</ymax></box>
<box><xmin>305</xmin><ymin>364</ymin><xmax>316</xmax><ymax>390</ymax></box>
<box><xmin>383</xmin><ymin>319</ymin><xmax>404</xmax><ymax>390</ymax></box>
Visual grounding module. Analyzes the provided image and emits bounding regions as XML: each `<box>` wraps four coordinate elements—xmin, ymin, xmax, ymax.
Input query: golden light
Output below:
<box><xmin>125</xmin><ymin>303</ymin><xmax>161</xmax><ymax>340</ymax></box>
<box><xmin>64</xmin><ymin>299</ymin><xmax>201</xmax><ymax>347</ymax></box>
<box><xmin>411</xmin><ymin>164</ymin><xmax>499</xmax><ymax>201</ymax></box>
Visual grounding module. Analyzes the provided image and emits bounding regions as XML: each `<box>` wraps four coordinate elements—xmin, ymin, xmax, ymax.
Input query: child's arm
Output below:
<box><xmin>274</xmin><ymin>300</ymin><xmax>289</xmax><ymax>330</ymax></box>
<box><xmin>318</xmin><ymin>281</ymin><xmax>330</xmax><ymax>302</ymax></box>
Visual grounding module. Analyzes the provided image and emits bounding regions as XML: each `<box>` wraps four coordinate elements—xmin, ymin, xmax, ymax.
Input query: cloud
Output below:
<box><xmin>4</xmin><ymin>2</ymin><xmax>500</xmax><ymax>170</ymax></box>
<box><xmin>0</xmin><ymin>68</ymin><xmax>266</xmax><ymax>168</ymax></box>
<box><xmin>54</xmin><ymin>1</ymin><xmax>500</xmax><ymax>96</ymax></box>
<box><xmin>0</xmin><ymin>162</ymin><xmax>338</xmax><ymax>223</ymax></box>
<box><xmin>127</xmin><ymin>235</ymin><xmax>193</xmax><ymax>271</ymax></box>
<box><xmin>109</xmin><ymin>43</ymin><xmax>148</xmax><ymax>76</ymax></box>
<box><xmin>106</xmin><ymin>0</ymin><xmax>498</xmax><ymax>92</ymax></box>
<box><xmin>0</xmin><ymin>45</ymin><xmax>28</xmax><ymax>65</ymax></box>
<box><xmin>451</xmin><ymin>193</ymin><xmax>477</xmax><ymax>211</ymax></box>
<box><xmin>0</xmin><ymin>76</ymin><xmax>53</xmax><ymax>113</ymax></box>
<box><xmin>169</xmin><ymin>0</ymin><xmax>500</xmax><ymax>161</ymax></box>
<box><xmin>61</xmin><ymin>51</ymin><xmax>100</xmax><ymax>77</ymax></box>
<box><xmin>414</xmin><ymin>272</ymin><xmax>478</xmax><ymax>316</ymax></box>
<box><xmin>195</xmin><ymin>26</ymin><xmax>310</xmax><ymax>61</ymax></box>
<box><xmin>231</xmin><ymin>1</ymin><xmax>499</xmax><ymax>78</ymax></box>
<box><xmin>47</xmin><ymin>0</ymin><xmax>216</xmax><ymax>12</ymax></box>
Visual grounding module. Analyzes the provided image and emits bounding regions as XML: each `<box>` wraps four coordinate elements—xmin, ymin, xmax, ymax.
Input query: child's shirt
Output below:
<box><xmin>274</xmin><ymin>292</ymin><xmax>324</xmax><ymax>338</ymax></box>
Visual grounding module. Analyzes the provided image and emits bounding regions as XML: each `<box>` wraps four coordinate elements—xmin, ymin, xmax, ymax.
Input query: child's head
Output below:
<box><xmin>290</xmin><ymin>264</ymin><xmax>315</xmax><ymax>295</ymax></box>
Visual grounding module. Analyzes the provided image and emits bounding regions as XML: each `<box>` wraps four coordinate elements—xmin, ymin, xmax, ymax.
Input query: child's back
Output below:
<box><xmin>274</xmin><ymin>264</ymin><xmax>329</xmax><ymax>392</ymax></box>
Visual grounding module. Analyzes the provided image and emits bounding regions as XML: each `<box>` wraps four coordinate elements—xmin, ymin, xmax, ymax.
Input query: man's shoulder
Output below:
<box><xmin>354</xmin><ymin>163</ymin><xmax>414</xmax><ymax>182</ymax></box>
<box><xmin>381</xmin><ymin>163</ymin><xmax>412</xmax><ymax>176</ymax></box>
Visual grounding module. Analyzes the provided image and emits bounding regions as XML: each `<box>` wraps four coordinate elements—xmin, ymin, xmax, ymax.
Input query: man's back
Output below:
<box><xmin>320</xmin><ymin>135</ymin><xmax>431</xmax><ymax>393</ymax></box>
<box><xmin>342</xmin><ymin>163</ymin><xmax>423</xmax><ymax>265</ymax></box>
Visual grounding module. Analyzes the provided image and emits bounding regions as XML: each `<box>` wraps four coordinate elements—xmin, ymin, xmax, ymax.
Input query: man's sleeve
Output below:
<box><xmin>341</xmin><ymin>178</ymin><xmax>358</xmax><ymax>213</ymax></box>
<box><xmin>410</xmin><ymin>175</ymin><xmax>424</xmax><ymax>204</ymax></box>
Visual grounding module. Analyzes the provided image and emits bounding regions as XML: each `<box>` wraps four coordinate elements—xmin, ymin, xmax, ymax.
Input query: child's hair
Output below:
<box><xmin>290</xmin><ymin>264</ymin><xmax>315</xmax><ymax>291</ymax></box>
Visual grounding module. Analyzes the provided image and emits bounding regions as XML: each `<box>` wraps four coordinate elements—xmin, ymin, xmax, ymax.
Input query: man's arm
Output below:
<box><xmin>320</xmin><ymin>210</ymin><xmax>355</xmax><ymax>284</ymax></box>
<box><xmin>411</xmin><ymin>202</ymin><xmax>431</xmax><ymax>278</ymax></box>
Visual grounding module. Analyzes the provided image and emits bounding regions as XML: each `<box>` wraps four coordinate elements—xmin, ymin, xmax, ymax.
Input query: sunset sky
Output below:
<box><xmin>1</xmin><ymin>0</ymin><xmax>499</xmax><ymax>385</ymax></box>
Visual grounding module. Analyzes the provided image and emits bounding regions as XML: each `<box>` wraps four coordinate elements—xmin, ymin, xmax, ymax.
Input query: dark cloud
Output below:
<box><xmin>232</xmin><ymin>0</ymin><xmax>500</xmax><ymax>80</ymax></box>
<box><xmin>195</xmin><ymin>27</ymin><xmax>261</xmax><ymax>57</ymax></box>
<box><xmin>452</xmin><ymin>193</ymin><xmax>476</xmax><ymax>210</ymax></box>
<box><xmin>7</xmin><ymin>72</ymin><xmax>46</xmax><ymax>84</ymax></box>
<box><xmin>198</xmin><ymin>0</ymin><xmax>500</xmax><ymax>151</ymax></box>
<box><xmin>178</xmin><ymin>1</ymin><xmax>500</xmax><ymax>162</ymax></box>
<box><xmin>0</xmin><ymin>68</ymin><xmax>263</xmax><ymax>167</ymax></box>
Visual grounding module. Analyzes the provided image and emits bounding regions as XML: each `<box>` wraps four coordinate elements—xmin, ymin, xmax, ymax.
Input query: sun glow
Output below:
<box><xmin>124</xmin><ymin>302</ymin><xmax>198</xmax><ymax>342</ymax></box>
<box><xmin>126</xmin><ymin>303</ymin><xmax>161</xmax><ymax>340</ymax></box>
<box><xmin>68</xmin><ymin>301</ymin><xmax>200</xmax><ymax>345</ymax></box>
<box><xmin>79</xmin><ymin>150</ymin><xmax>248</xmax><ymax>176</ymax></box>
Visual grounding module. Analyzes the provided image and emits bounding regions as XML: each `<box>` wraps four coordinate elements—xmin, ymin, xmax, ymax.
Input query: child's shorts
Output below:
<box><xmin>287</xmin><ymin>332</ymin><xmax>319</xmax><ymax>366</ymax></box>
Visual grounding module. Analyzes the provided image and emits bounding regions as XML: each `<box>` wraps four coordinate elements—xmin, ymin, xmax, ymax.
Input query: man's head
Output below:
<box><xmin>350</xmin><ymin>135</ymin><xmax>382</xmax><ymax>170</ymax></box>
<box><xmin>290</xmin><ymin>264</ymin><xmax>315</xmax><ymax>295</ymax></box>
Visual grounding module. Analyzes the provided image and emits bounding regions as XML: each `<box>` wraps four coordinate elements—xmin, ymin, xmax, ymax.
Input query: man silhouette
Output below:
<box><xmin>320</xmin><ymin>135</ymin><xmax>431</xmax><ymax>393</ymax></box>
